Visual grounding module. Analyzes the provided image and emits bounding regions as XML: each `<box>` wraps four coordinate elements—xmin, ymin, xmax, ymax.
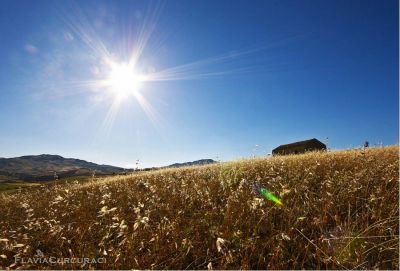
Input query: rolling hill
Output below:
<box><xmin>0</xmin><ymin>154</ymin><xmax>126</xmax><ymax>181</ymax></box>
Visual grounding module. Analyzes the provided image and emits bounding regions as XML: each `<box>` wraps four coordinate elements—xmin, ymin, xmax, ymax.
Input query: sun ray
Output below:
<box><xmin>47</xmin><ymin>2</ymin><xmax>299</xmax><ymax>135</ymax></box>
<box><xmin>128</xmin><ymin>1</ymin><xmax>165</xmax><ymax>68</ymax></box>
<box><xmin>60</xmin><ymin>3</ymin><xmax>112</xmax><ymax>62</ymax></box>
<box><xmin>99</xmin><ymin>97</ymin><xmax>122</xmax><ymax>138</ymax></box>
<box><xmin>141</xmin><ymin>41</ymin><xmax>293</xmax><ymax>82</ymax></box>
<box><xmin>133</xmin><ymin>91</ymin><xmax>162</xmax><ymax>130</ymax></box>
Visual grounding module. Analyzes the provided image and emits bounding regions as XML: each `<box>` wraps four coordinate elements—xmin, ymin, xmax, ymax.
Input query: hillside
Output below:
<box><xmin>0</xmin><ymin>146</ymin><xmax>398</xmax><ymax>269</ymax></box>
<box><xmin>0</xmin><ymin>154</ymin><xmax>126</xmax><ymax>181</ymax></box>
<box><xmin>167</xmin><ymin>159</ymin><xmax>216</xmax><ymax>168</ymax></box>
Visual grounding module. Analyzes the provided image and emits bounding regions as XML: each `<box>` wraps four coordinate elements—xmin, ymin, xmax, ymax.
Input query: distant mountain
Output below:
<box><xmin>0</xmin><ymin>154</ymin><xmax>125</xmax><ymax>181</ymax></box>
<box><xmin>167</xmin><ymin>159</ymin><xmax>217</xmax><ymax>168</ymax></box>
<box><xmin>130</xmin><ymin>159</ymin><xmax>217</xmax><ymax>172</ymax></box>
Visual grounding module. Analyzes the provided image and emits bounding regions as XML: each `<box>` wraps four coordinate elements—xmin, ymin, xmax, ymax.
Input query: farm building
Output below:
<box><xmin>272</xmin><ymin>138</ymin><xmax>326</xmax><ymax>155</ymax></box>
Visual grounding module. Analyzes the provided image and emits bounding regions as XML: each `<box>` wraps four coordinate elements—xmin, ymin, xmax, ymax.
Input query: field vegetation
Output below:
<box><xmin>0</xmin><ymin>181</ymin><xmax>41</xmax><ymax>193</ymax></box>
<box><xmin>0</xmin><ymin>146</ymin><xmax>398</xmax><ymax>269</ymax></box>
<box><xmin>0</xmin><ymin>176</ymin><xmax>100</xmax><ymax>193</ymax></box>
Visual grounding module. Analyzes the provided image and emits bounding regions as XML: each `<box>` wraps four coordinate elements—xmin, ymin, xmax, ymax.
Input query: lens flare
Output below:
<box><xmin>260</xmin><ymin>187</ymin><xmax>283</xmax><ymax>206</ymax></box>
<box><xmin>252</xmin><ymin>181</ymin><xmax>283</xmax><ymax>206</ymax></box>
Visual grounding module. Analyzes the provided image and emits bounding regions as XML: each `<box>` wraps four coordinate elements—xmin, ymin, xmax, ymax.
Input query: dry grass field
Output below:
<box><xmin>0</xmin><ymin>146</ymin><xmax>398</xmax><ymax>269</ymax></box>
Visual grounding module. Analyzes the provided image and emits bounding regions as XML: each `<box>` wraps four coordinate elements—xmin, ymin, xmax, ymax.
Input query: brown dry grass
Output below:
<box><xmin>0</xmin><ymin>146</ymin><xmax>398</xmax><ymax>269</ymax></box>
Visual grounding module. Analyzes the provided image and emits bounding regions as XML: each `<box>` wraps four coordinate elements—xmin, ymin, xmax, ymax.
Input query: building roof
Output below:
<box><xmin>272</xmin><ymin>138</ymin><xmax>326</xmax><ymax>152</ymax></box>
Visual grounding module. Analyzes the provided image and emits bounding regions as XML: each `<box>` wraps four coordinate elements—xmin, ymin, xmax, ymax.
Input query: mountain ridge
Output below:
<box><xmin>0</xmin><ymin>154</ymin><xmax>125</xmax><ymax>181</ymax></box>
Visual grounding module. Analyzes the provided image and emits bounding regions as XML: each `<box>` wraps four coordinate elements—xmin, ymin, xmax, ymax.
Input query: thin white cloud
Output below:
<box><xmin>24</xmin><ymin>44</ymin><xmax>38</xmax><ymax>54</ymax></box>
<box><xmin>64</xmin><ymin>31</ymin><xmax>74</xmax><ymax>42</ymax></box>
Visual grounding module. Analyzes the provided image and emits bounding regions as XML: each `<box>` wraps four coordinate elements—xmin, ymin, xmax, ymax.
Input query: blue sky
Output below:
<box><xmin>0</xmin><ymin>0</ymin><xmax>398</xmax><ymax>168</ymax></box>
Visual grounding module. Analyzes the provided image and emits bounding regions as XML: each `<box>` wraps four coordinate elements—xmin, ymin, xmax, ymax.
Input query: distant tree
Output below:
<box><xmin>364</xmin><ymin>141</ymin><xmax>369</xmax><ymax>148</ymax></box>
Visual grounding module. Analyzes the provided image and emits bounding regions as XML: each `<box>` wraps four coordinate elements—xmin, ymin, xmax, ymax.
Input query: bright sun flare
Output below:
<box><xmin>107</xmin><ymin>63</ymin><xmax>143</xmax><ymax>99</ymax></box>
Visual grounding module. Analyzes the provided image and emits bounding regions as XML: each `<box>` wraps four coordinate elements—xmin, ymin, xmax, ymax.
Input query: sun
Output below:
<box><xmin>107</xmin><ymin>62</ymin><xmax>144</xmax><ymax>99</ymax></box>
